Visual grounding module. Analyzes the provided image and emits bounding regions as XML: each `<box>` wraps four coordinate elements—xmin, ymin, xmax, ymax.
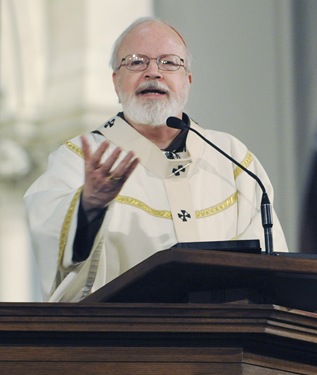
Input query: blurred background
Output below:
<box><xmin>0</xmin><ymin>0</ymin><xmax>316</xmax><ymax>301</ymax></box>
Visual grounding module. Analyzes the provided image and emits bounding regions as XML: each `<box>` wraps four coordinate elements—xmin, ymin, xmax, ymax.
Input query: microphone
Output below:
<box><xmin>166</xmin><ymin>116</ymin><xmax>273</xmax><ymax>255</ymax></box>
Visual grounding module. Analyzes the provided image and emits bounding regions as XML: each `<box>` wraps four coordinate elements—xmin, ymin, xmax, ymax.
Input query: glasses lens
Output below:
<box><xmin>125</xmin><ymin>55</ymin><xmax>148</xmax><ymax>71</ymax></box>
<box><xmin>158</xmin><ymin>55</ymin><xmax>182</xmax><ymax>71</ymax></box>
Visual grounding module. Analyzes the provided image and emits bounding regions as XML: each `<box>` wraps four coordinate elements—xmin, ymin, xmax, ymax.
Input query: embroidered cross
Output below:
<box><xmin>172</xmin><ymin>165</ymin><xmax>187</xmax><ymax>176</ymax></box>
<box><xmin>178</xmin><ymin>210</ymin><xmax>191</xmax><ymax>222</ymax></box>
<box><xmin>104</xmin><ymin>119</ymin><xmax>115</xmax><ymax>128</ymax></box>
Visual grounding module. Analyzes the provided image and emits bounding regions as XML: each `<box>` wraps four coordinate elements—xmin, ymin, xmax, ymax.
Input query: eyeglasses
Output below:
<box><xmin>117</xmin><ymin>54</ymin><xmax>185</xmax><ymax>72</ymax></box>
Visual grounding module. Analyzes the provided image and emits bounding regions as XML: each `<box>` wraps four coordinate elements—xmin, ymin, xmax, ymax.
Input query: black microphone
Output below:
<box><xmin>166</xmin><ymin>116</ymin><xmax>273</xmax><ymax>255</ymax></box>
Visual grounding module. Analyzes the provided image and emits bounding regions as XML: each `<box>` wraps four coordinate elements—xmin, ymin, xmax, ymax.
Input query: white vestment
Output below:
<box><xmin>24</xmin><ymin>116</ymin><xmax>288</xmax><ymax>302</ymax></box>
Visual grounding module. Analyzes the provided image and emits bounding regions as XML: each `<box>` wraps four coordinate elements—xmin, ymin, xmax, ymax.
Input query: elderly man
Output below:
<box><xmin>24</xmin><ymin>17</ymin><xmax>288</xmax><ymax>302</ymax></box>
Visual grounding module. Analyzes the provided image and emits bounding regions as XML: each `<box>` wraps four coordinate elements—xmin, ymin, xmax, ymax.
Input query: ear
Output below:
<box><xmin>188</xmin><ymin>73</ymin><xmax>193</xmax><ymax>84</ymax></box>
<box><xmin>112</xmin><ymin>72</ymin><xmax>119</xmax><ymax>96</ymax></box>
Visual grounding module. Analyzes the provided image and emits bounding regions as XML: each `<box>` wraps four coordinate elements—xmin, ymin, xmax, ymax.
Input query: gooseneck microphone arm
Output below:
<box><xmin>166</xmin><ymin>116</ymin><xmax>273</xmax><ymax>255</ymax></box>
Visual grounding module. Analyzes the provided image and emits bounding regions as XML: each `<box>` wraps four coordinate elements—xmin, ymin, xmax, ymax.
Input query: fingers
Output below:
<box><xmin>81</xmin><ymin>136</ymin><xmax>92</xmax><ymax>161</ymax></box>
<box><xmin>81</xmin><ymin>135</ymin><xmax>139</xmax><ymax>183</ymax></box>
<box><xmin>81</xmin><ymin>136</ymin><xmax>112</xmax><ymax>170</ymax></box>
<box><xmin>98</xmin><ymin>147</ymin><xmax>122</xmax><ymax>176</ymax></box>
<box><xmin>107</xmin><ymin>151</ymin><xmax>139</xmax><ymax>182</ymax></box>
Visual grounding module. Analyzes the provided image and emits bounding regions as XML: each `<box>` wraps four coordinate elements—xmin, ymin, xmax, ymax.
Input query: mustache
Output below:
<box><xmin>135</xmin><ymin>81</ymin><xmax>170</xmax><ymax>95</ymax></box>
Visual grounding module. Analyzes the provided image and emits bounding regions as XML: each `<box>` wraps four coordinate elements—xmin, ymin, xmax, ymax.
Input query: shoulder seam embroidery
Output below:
<box><xmin>234</xmin><ymin>151</ymin><xmax>253</xmax><ymax>179</ymax></box>
<box><xmin>65</xmin><ymin>141</ymin><xmax>84</xmax><ymax>158</ymax></box>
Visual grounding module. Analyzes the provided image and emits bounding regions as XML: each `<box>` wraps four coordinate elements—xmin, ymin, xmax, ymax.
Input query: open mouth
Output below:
<box><xmin>136</xmin><ymin>84</ymin><xmax>169</xmax><ymax>96</ymax></box>
<box><xmin>139</xmin><ymin>89</ymin><xmax>167</xmax><ymax>95</ymax></box>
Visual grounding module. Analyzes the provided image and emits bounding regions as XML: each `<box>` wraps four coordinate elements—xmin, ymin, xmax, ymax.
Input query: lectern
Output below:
<box><xmin>0</xmin><ymin>248</ymin><xmax>317</xmax><ymax>375</ymax></box>
<box><xmin>83</xmin><ymin>247</ymin><xmax>317</xmax><ymax>311</ymax></box>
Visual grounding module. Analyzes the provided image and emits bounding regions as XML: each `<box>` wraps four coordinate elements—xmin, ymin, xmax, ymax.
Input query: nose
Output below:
<box><xmin>144</xmin><ymin>59</ymin><xmax>163</xmax><ymax>79</ymax></box>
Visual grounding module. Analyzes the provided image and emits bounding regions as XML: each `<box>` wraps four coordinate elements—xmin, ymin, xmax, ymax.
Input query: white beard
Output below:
<box><xmin>118</xmin><ymin>80</ymin><xmax>190</xmax><ymax>127</ymax></box>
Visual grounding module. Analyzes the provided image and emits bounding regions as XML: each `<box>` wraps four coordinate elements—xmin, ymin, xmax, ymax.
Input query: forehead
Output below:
<box><xmin>118</xmin><ymin>22</ymin><xmax>186</xmax><ymax>58</ymax></box>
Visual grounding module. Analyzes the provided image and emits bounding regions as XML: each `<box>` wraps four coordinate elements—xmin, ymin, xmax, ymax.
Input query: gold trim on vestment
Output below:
<box><xmin>64</xmin><ymin>140</ymin><xmax>243</xmax><ymax>221</ymax></box>
<box><xmin>63</xmin><ymin>140</ymin><xmax>245</xmax><ymax>227</ymax></box>
<box><xmin>115</xmin><ymin>192</ymin><xmax>238</xmax><ymax>219</ymax></box>
<box><xmin>115</xmin><ymin>195</ymin><xmax>172</xmax><ymax>219</ymax></box>
<box><xmin>195</xmin><ymin>191</ymin><xmax>238</xmax><ymax>218</ymax></box>
<box><xmin>59</xmin><ymin>187</ymin><xmax>82</xmax><ymax>265</ymax></box>
<box><xmin>233</xmin><ymin>151</ymin><xmax>253</xmax><ymax>179</ymax></box>
<box><xmin>66</xmin><ymin>141</ymin><xmax>83</xmax><ymax>157</ymax></box>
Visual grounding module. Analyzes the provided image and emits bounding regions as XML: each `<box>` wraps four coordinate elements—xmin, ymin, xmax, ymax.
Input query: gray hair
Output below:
<box><xmin>109</xmin><ymin>17</ymin><xmax>192</xmax><ymax>72</ymax></box>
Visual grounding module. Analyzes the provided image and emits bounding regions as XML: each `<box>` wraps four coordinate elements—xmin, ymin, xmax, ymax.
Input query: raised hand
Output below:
<box><xmin>81</xmin><ymin>136</ymin><xmax>139</xmax><ymax>222</ymax></box>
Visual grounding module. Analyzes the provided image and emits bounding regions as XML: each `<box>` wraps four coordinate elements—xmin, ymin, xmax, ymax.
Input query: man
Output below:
<box><xmin>24</xmin><ymin>17</ymin><xmax>288</xmax><ymax>302</ymax></box>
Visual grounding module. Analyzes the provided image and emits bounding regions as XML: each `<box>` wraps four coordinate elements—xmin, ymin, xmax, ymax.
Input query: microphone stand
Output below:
<box><xmin>166</xmin><ymin>117</ymin><xmax>274</xmax><ymax>255</ymax></box>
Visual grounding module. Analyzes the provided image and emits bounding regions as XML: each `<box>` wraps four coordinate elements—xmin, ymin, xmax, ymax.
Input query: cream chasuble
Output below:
<box><xmin>24</xmin><ymin>115</ymin><xmax>289</xmax><ymax>302</ymax></box>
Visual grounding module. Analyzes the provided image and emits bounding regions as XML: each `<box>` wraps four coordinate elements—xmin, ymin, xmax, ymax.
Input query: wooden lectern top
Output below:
<box><xmin>82</xmin><ymin>248</ymin><xmax>317</xmax><ymax>312</ymax></box>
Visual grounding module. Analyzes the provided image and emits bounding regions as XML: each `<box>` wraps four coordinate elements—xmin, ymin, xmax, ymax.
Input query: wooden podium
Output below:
<box><xmin>0</xmin><ymin>248</ymin><xmax>317</xmax><ymax>374</ymax></box>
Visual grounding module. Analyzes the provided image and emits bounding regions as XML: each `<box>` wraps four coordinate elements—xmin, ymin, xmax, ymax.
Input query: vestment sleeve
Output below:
<box><xmin>24</xmin><ymin>137</ymin><xmax>98</xmax><ymax>300</ymax></box>
<box><xmin>72</xmin><ymin>197</ymin><xmax>107</xmax><ymax>262</ymax></box>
